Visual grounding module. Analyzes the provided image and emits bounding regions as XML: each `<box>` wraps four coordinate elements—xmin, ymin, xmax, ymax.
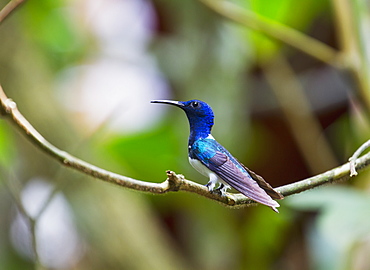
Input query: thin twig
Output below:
<box><xmin>4</xmin><ymin>170</ymin><xmax>43</xmax><ymax>268</ymax></box>
<box><xmin>331</xmin><ymin>0</ymin><xmax>370</xmax><ymax>109</ymax></box>
<box><xmin>331</xmin><ymin>0</ymin><xmax>357</xmax><ymax>60</ymax></box>
<box><xmin>0</xmin><ymin>85</ymin><xmax>369</xmax><ymax>208</ymax></box>
<box><xmin>0</xmin><ymin>0</ymin><xmax>25</xmax><ymax>24</ymax></box>
<box><xmin>199</xmin><ymin>0</ymin><xmax>340</xmax><ymax>67</ymax></box>
<box><xmin>349</xmin><ymin>139</ymin><xmax>370</xmax><ymax>176</ymax></box>
<box><xmin>352</xmin><ymin>1</ymin><xmax>370</xmax><ymax>109</ymax></box>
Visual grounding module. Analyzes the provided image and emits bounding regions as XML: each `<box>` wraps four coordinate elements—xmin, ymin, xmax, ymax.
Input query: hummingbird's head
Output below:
<box><xmin>151</xmin><ymin>99</ymin><xmax>214</xmax><ymax>123</ymax></box>
<box><xmin>151</xmin><ymin>99</ymin><xmax>214</xmax><ymax>139</ymax></box>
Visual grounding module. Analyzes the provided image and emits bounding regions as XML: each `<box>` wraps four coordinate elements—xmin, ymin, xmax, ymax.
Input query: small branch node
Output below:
<box><xmin>349</xmin><ymin>139</ymin><xmax>370</xmax><ymax>177</ymax></box>
<box><xmin>349</xmin><ymin>157</ymin><xmax>358</xmax><ymax>177</ymax></box>
<box><xmin>4</xmin><ymin>98</ymin><xmax>16</xmax><ymax>113</ymax></box>
<box><xmin>166</xmin><ymin>170</ymin><xmax>183</xmax><ymax>191</ymax></box>
<box><xmin>225</xmin><ymin>194</ymin><xmax>236</xmax><ymax>206</ymax></box>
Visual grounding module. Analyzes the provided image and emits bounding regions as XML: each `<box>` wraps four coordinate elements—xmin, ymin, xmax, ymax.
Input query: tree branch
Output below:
<box><xmin>0</xmin><ymin>0</ymin><xmax>24</xmax><ymax>24</ymax></box>
<box><xmin>1</xmin><ymin>85</ymin><xmax>369</xmax><ymax>208</ymax></box>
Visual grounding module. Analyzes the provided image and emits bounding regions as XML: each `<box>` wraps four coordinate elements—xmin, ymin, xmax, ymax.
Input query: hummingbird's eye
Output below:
<box><xmin>192</xmin><ymin>101</ymin><xmax>199</xmax><ymax>108</ymax></box>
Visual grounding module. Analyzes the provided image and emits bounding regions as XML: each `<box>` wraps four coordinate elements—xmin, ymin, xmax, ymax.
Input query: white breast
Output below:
<box><xmin>188</xmin><ymin>157</ymin><xmax>227</xmax><ymax>191</ymax></box>
<box><xmin>188</xmin><ymin>134</ymin><xmax>216</xmax><ymax>177</ymax></box>
<box><xmin>188</xmin><ymin>157</ymin><xmax>212</xmax><ymax>177</ymax></box>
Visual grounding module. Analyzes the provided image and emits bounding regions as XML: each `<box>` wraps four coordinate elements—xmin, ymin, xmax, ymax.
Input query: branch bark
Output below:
<box><xmin>1</xmin><ymin>85</ymin><xmax>369</xmax><ymax>208</ymax></box>
<box><xmin>0</xmin><ymin>0</ymin><xmax>24</xmax><ymax>24</ymax></box>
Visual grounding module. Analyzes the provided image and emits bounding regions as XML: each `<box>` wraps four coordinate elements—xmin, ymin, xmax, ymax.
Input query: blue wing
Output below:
<box><xmin>190</xmin><ymin>138</ymin><xmax>282</xmax><ymax>208</ymax></box>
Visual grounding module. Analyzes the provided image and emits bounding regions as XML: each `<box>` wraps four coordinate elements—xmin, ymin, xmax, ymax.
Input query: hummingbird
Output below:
<box><xmin>151</xmin><ymin>99</ymin><xmax>283</xmax><ymax>212</ymax></box>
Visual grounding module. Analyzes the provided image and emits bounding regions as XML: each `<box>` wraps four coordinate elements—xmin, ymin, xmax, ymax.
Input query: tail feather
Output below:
<box><xmin>241</xmin><ymin>164</ymin><xmax>284</xmax><ymax>200</ymax></box>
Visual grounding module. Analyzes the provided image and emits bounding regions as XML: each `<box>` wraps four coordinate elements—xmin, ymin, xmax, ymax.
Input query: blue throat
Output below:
<box><xmin>187</xmin><ymin>115</ymin><xmax>213</xmax><ymax>146</ymax></box>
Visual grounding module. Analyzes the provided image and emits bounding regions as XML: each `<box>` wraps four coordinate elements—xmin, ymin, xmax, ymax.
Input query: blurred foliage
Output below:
<box><xmin>244</xmin><ymin>0</ymin><xmax>330</xmax><ymax>61</ymax></box>
<box><xmin>1</xmin><ymin>0</ymin><xmax>370</xmax><ymax>270</ymax></box>
<box><xmin>0</xmin><ymin>122</ymin><xmax>14</xmax><ymax>167</ymax></box>
<box><xmin>19</xmin><ymin>0</ymin><xmax>86</xmax><ymax>71</ymax></box>
<box><xmin>287</xmin><ymin>186</ymin><xmax>370</xmax><ymax>270</ymax></box>
<box><xmin>100</xmin><ymin>123</ymin><xmax>183</xmax><ymax>181</ymax></box>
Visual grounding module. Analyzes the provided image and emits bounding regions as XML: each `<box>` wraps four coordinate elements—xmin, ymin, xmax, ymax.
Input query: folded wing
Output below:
<box><xmin>203</xmin><ymin>151</ymin><xmax>281</xmax><ymax>209</ymax></box>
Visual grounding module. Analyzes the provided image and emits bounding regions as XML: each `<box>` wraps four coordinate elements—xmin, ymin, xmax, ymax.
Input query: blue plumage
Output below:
<box><xmin>151</xmin><ymin>99</ymin><xmax>283</xmax><ymax>212</ymax></box>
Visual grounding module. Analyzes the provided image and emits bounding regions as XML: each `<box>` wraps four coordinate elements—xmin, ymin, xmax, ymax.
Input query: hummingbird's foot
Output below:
<box><xmin>205</xmin><ymin>181</ymin><xmax>216</xmax><ymax>192</ymax></box>
<box><xmin>214</xmin><ymin>183</ymin><xmax>231</xmax><ymax>196</ymax></box>
<box><xmin>211</xmin><ymin>188</ymin><xmax>223</xmax><ymax>196</ymax></box>
<box><xmin>212</xmin><ymin>183</ymin><xmax>225</xmax><ymax>196</ymax></box>
<box><xmin>205</xmin><ymin>181</ymin><xmax>222</xmax><ymax>195</ymax></box>
<box><xmin>207</xmin><ymin>183</ymin><xmax>231</xmax><ymax>196</ymax></box>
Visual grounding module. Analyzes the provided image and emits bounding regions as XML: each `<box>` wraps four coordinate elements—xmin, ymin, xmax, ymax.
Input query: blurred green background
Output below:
<box><xmin>1</xmin><ymin>0</ymin><xmax>370</xmax><ymax>269</ymax></box>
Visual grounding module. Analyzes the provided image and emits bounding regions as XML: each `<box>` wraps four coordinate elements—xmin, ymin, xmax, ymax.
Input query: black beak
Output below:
<box><xmin>151</xmin><ymin>100</ymin><xmax>184</xmax><ymax>107</ymax></box>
